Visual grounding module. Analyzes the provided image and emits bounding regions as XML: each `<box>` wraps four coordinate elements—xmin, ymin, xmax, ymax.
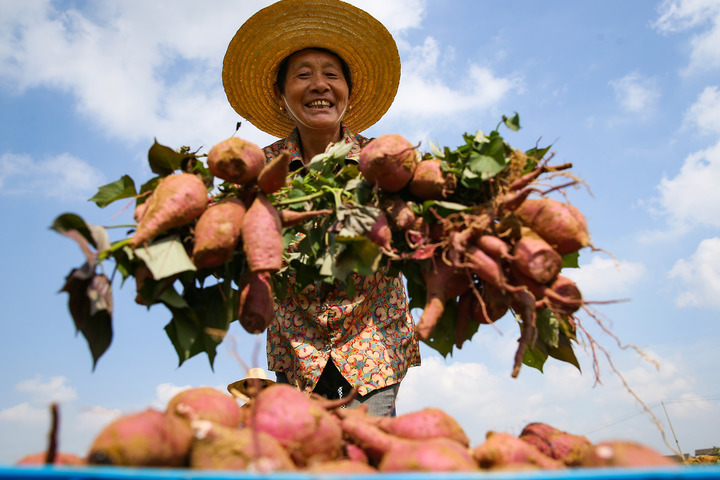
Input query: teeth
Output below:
<box><xmin>307</xmin><ymin>100</ymin><xmax>331</xmax><ymax>108</ymax></box>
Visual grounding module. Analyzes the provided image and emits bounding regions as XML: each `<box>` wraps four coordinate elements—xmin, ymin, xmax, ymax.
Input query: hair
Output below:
<box><xmin>275</xmin><ymin>47</ymin><xmax>352</xmax><ymax>96</ymax></box>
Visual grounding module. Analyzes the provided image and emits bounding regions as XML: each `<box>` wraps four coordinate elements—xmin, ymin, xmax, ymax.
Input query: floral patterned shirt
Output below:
<box><xmin>263</xmin><ymin>124</ymin><xmax>421</xmax><ymax>396</ymax></box>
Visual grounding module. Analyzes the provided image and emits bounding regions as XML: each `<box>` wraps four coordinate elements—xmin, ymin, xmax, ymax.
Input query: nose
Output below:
<box><xmin>309</xmin><ymin>73</ymin><xmax>330</xmax><ymax>92</ymax></box>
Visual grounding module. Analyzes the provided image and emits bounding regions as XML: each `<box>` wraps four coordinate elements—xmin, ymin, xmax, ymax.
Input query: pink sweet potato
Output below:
<box><xmin>257</xmin><ymin>150</ymin><xmax>291</xmax><ymax>194</ymax></box>
<box><xmin>408</xmin><ymin>158</ymin><xmax>457</xmax><ymax>200</ymax></box>
<box><xmin>166</xmin><ymin>387</ymin><xmax>243</xmax><ymax>429</ymax></box>
<box><xmin>383</xmin><ymin>196</ymin><xmax>416</xmax><ymax>231</ymax></box>
<box><xmin>519</xmin><ymin>423</ymin><xmax>593</xmax><ymax>466</ymax></box>
<box><xmin>369</xmin><ymin>212</ymin><xmax>392</xmax><ymax>251</ymax></box>
<box><xmin>514</xmin><ymin>198</ymin><xmax>590</xmax><ymax>255</ymax></box>
<box><xmin>375</xmin><ymin>407</ymin><xmax>470</xmax><ymax>447</ymax></box>
<box><xmin>358</xmin><ymin>134</ymin><xmax>418</xmax><ymax>192</ymax></box>
<box><xmin>473</xmin><ymin>431</ymin><xmax>563</xmax><ymax>470</ymax></box>
<box><xmin>129</xmin><ymin>173</ymin><xmax>208</xmax><ymax>248</ymax></box>
<box><xmin>416</xmin><ymin>258</ymin><xmax>471</xmax><ymax>341</ymax></box>
<box><xmin>378</xmin><ymin>437</ymin><xmax>478</xmax><ymax>472</ymax></box>
<box><xmin>237</xmin><ymin>270</ymin><xmax>274</xmax><ymax>334</ymax></box>
<box><xmin>249</xmin><ymin>384</ymin><xmax>344</xmax><ymax>467</ymax></box>
<box><xmin>547</xmin><ymin>275</ymin><xmax>583</xmax><ymax>315</ymax></box>
<box><xmin>512</xmin><ymin>227</ymin><xmax>563</xmax><ymax>285</ymax></box>
<box><xmin>191</xmin><ymin>197</ymin><xmax>246</xmax><ymax>269</ymax></box>
<box><xmin>579</xmin><ymin>441</ymin><xmax>678</xmax><ymax>468</ymax></box>
<box><xmin>16</xmin><ymin>452</ymin><xmax>86</xmax><ymax>466</ymax></box>
<box><xmin>189</xmin><ymin>421</ymin><xmax>295</xmax><ymax>471</ymax></box>
<box><xmin>207</xmin><ymin>137</ymin><xmax>265</xmax><ymax>185</ymax></box>
<box><xmin>279</xmin><ymin>208</ymin><xmax>333</xmax><ymax>228</ymax></box>
<box><xmin>241</xmin><ymin>193</ymin><xmax>283</xmax><ymax>272</ymax></box>
<box><xmin>87</xmin><ymin>408</ymin><xmax>192</xmax><ymax>467</ymax></box>
<box><xmin>308</xmin><ymin>459</ymin><xmax>377</xmax><ymax>473</ymax></box>
<box><xmin>340</xmin><ymin>413</ymin><xmax>405</xmax><ymax>465</ymax></box>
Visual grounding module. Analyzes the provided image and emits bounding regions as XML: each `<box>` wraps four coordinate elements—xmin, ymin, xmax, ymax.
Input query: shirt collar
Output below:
<box><xmin>283</xmin><ymin>123</ymin><xmax>364</xmax><ymax>172</ymax></box>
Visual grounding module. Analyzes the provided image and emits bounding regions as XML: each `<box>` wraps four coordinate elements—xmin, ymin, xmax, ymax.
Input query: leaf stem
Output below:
<box><xmin>97</xmin><ymin>238</ymin><xmax>131</xmax><ymax>262</ymax></box>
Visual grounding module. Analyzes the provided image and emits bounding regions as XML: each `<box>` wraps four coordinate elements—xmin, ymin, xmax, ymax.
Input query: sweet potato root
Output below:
<box><xmin>207</xmin><ymin>137</ymin><xmax>265</xmax><ymax>185</ymax></box>
<box><xmin>129</xmin><ymin>173</ymin><xmax>208</xmax><ymax>248</ymax></box>
<box><xmin>358</xmin><ymin>134</ymin><xmax>418</xmax><ymax>192</ymax></box>
<box><xmin>237</xmin><ymin>270</ymin><xmax>274</xmax><ymax>334</ymax></box>
<box><xmin>416</xmin><ymin>258</ymin><xmax>471</xmax><ymax>340</ymax></box>
<box><xmin>191</xmin><ymin>197</ymin><xmax>245</xmax><ymax>269</ymax></box>
<box><xmin>512</xmin><ymin>227</ymin><xmax>563</xmax><ymax>285</ymax></box>
<box><xmin>257</xmin><ymin>150</ymin><xmax>291</xmax><ymax>194</ymax></box>
<box><xmin>166</xmin><ymin>387</ymin><xmax>243</xmax><ymax>429</ymax></box>
<box><xmin>408</xmin><ymin>158</ymin><xmax>456</xmax><ymax>200</ymax></box>
<box><xmin>514</xmin><ymin>198</ymin><xmax>590</xmax><ymax>255</ymax></box>
<box><xmin>87</xmin><ymin>409</ymin><xmax>192</xmax><ymax>467</ymax></box>
<box><xmin>241</xmin><ymin>192</ymin><xmax>283</xmax><ymax>272</ymax></box>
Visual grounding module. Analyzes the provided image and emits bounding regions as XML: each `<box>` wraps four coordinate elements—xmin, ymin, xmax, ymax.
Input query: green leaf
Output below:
<box><xmin>502</xmin><ymin>112</ymin><xmax>521</xmax><ymax>131</ymax></box>
<box><xmin>547</xmin><ymin>332</ymin><xmax>581</xmax><ymax>372</ymax></box>
<box><xmin>130</xmin><ymin>235</ymin><xmax>197</xmax><ymax>280</ymax></box>
<box><xmin>523</xmin><ymin>344</ymin><xmax>548</xmax><ymax>373</ymax></box>
<box><xmin>148</xmin><ymin>139</ymin><xmax>187</xmax><ymax>175</ymax></box>
<box><xmin>88</xmin><ymin>175</ymin><xmax>137</xmax><ymax>208</ymax></box>
<box><xmin>562</xmin><ymin>251</ymin><xmax>580</xmax><ymax>269</ymax></box>
<box><xmin>466</xmin><ymin>152</ymin><xmax>508</xmax><ymax>180</ymax></box>
<box><xmin>50</xmin><ymin>213</ymin><xmax>110</xmax><ymax>256</ymax></box>
<box><xmin>536</xmin><ymin>309</ymin><xmax>560</xmax><ymax>349</ymax></box>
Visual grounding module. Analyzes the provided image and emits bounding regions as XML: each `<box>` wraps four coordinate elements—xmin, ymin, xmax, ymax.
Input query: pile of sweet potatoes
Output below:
<box><xmin>17</xmin><ymin>385</ymin><xmax>678</xmax><ymax>472</ymax></box>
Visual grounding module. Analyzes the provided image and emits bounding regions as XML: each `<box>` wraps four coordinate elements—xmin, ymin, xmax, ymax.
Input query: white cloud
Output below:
<box><xmin>151</xmin><ymin>383</ymin><xmax>192</xmax><ymax>410</ymax></box>
<box><xmin>654</xmin><ymin>0</ymin><xmax>720</xmax><ymax>73</ymax></box>
<box><xmin>668</xmin><ymin>237</ymin><xmax>720</xmax><ymax>309</ymax></box>
<box><xmin>387</xmin><ymin>37</ymin><xmax>520</xmax><ymax>123</ymax></box>
<box><xmin>0</xmin><ymin>1</ymin><xmax>274</xmax><ymax>149</ymax></box>
<box><xmin>348</xmin><ymin>0</ymin><xmax>426</xmax><ymax>36</ymax></box>
<box><xmin>75</xmin><ymin>406</ymin><xmax>122</xmax><ymax>432</ymax></box>
<box><xmin>15</xmin><ymin>375</ymin><xmax>77</xmax><ymax>405</ymax></box>
<box><xmin>683</xmin><ymin>85</ymin><xmax>720</xmax><ymax>135</ymax></box>
<box><xmin>396</xmin><ymin>338</ymin><xmax>711</xmax><ymax>453</ymax></box>
<box><xmin>0</xmin><ymin>402</ymin><xmax>46</xmax><ymax>424</ymax></box>
<box><xmin>563</xmin><ymin>256</ymin><xmax>646</xmax><ymax>300</ymax></box>
<box><xmin>609</xmin><ymin>72</ymin><xmax>660</xmax><ymax>115</ymax></box>
<box><xmin>0</xmin><ymin>152</ymin><xmax>105</xmax><ymax>200</ymax></box>
<box><xmin>655</xmin><ymin>138</ymin><xmax>720</xmax><ymax>230</ymax></box>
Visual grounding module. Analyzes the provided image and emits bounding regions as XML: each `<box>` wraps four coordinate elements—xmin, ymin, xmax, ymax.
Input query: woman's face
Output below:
<box><xmin>276</xmin><ymin>49</ymin><xmax>350</xmax><ymax>132</ymax></box>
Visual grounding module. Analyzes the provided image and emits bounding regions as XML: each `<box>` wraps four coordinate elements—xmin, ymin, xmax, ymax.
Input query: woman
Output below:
<box><xmin>222</xmin><ymin>0</ymin><xmax>420</xmax><ymax>416</ymax></box>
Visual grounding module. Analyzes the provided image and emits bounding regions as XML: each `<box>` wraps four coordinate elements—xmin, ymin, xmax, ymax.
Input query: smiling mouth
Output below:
<box><xmin>306</xmin><ymin>100</ymin><xmax>332</xmax><ymax>108</ymax></box>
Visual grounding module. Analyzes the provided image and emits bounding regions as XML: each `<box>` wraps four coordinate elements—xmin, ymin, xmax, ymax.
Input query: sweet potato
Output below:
<box><xmin>473</xmin><ymin>431</ymin><xmax>563</xmax><ymax>470</ymax></box>
<box><xmin>512</xmin><ymin>227</ymin><xmax>563</xmax><ymax>285</ymax></box>
<box><xmin>369</xmin><ymin>212</ymin><xmax>392</xmax><ymax>251</ymax></box>
<box><xmin>191</xmin><ymin>197</ymin><xmax>246</xmax><ymax>269</ymax></box>
<box><xmin>279</xmin><ymin>208</ymin><xmax>333</xmax><ymax>228</ymax></box>
<box><xmin>579</xmin><ymin>441</ymin><xmax>678</xmax><ymax>468</ymax></box>
<box><xmin>408</xmin><ymin>158</ymin><xmax>456</xmax><ymax>200</ymax></box>
<box><xmin>378</xmin><ymin>438</ymin><xmax>478</xmax><ymax>472</ymax></box>
<box><xmin>166</xmin><ymin>387</ymin><xmax>243</xmax><ymax>429</ymax></box>
<box><xmin>375</xmin><ymin>407</ymin><xmax>470</xmax><ymax>447</ymax></box>
<box><xmin>257</xmin><ymin>150</ymin><xmax>291</xmax><ymax>194</ymax></box>
<box><xmin>189</xmin><ymin>421</ymin><xmax>295</xmax><ymax>471</ymax></box>
<box><xmin>241</xmin><ymin>192</ymin><xmax>283</xmax><ymax>272</ymax></box>
<box><xmin>416</xmin><ymin>258</ymin><xmax>471</xmax><ymax>341</ymax></box>
<box><xmin>514</xmin><ymin>197</ymin><xmax>590</xmax><ymax>255</ymax></box>
<box><xmin>237</xmin><ymin>270</ymin><xmax>274</xmax><ymax>334</ymax></box>
<box><xmin>207</xmin><ymin>137</ymin><xmax>265</xmax><ymax>185</ymax></box>
<box><xmin>87</xmin><ymin>408</ymin><xmax>192</xmax><ymax>467</ymax></box>
<box><xmin>358</xmin><ymin>134</ymin><xmax>418</xmax><ymax>192</ymax></box>
<box><xmin>249</xmin><ymin>384</ymin><xmax>344</xmax><ymax>466</ymax></box>
<box><xmin>383</xmin><ymin>196</ymin><xmax>416</xmax><ymax>231</ymax></box>
<box><xmin>519</xmin><ymin>423</ymin><xmax>593</xmax><ymax>466</ymax></box>
<box><xmin>307</xmin><ymin>459</ymin><xmax>377</xmax><ymax>473</ymax></box>
<box><xmin>16</xmin><ymin>452</ymin><xmax>86</xmax><ymax>465</ymax></box>
<box><xmin>129</xmin><ymin>173</ymin><xmax>208</xmax><ymax>248</ymax></box>
<box><xmin>340</xmin><ymin>413</ymin><xmax>404</xmax><ymax>465</ymax></box>
<box><xmin>547</xmin><ymin>275</ymin><xmax>583</xmax><ymax>315</ymax></box>
<box><xmin>477</xmin><ymin>234</ymin><xmax>513</xmax><ymax>260</ymax></box>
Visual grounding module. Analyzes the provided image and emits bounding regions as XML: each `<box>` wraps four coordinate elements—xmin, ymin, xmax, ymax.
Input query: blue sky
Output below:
<box><xmin>2</xmin><ymin>0</ymin><xmax>720</xmax><ymax>465</ymax></box>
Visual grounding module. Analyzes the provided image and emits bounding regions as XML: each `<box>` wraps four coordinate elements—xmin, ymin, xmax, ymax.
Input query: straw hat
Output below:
<box><xmin>222</xmin><ymin>0</ymin><xmax>401</xmax><ymax>138</ymax></box>
<box><xmin>227</xmin><ymin>368</ymin><xmax>275</xmax><ymax>400</ymax></box>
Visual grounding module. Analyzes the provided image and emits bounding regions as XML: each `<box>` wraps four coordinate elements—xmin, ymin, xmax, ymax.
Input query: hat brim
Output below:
<box><xmin>227</xmin><ymin>377</ymin><xmax>275</xmax><ymax>399</ymax></box>
<box><xmin>222</xmin><ymin>0</ymin><xmax>400</xmax><ymax>138</ymax></box>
